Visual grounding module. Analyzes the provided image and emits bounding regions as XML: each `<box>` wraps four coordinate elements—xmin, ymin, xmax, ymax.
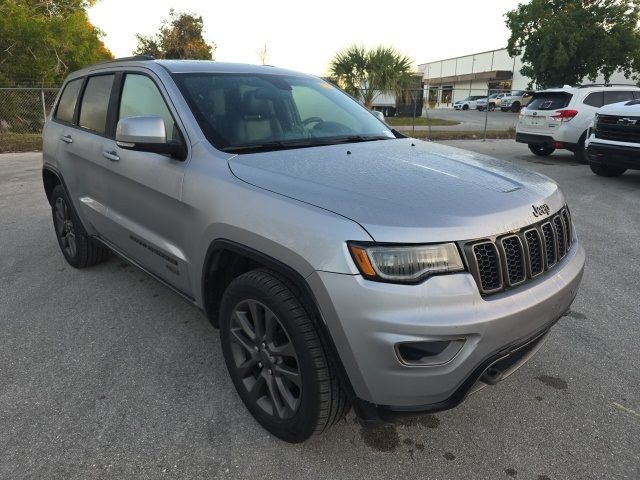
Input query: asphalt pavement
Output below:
<box><xmin>1</xmin><ymin>142</ymin><xmax>638</xmax><ymax>479</ymax></box>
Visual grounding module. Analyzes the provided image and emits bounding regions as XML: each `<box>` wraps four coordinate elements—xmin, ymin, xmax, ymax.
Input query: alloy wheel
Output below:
<box><xmin>229</xmin><ymin>299</ymin><xmax>301</xmax><ymax>419</ymax></box>
<box><xmin>54</xmin><ymin>197</ymin><xmax>77</xmax><ymax>258</ymax></box>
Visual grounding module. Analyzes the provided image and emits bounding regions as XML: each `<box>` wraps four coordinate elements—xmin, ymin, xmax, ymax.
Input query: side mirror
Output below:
<box><xmin>371</xmin><ymin>110</ymin><xmax>386</xmax><ymax>123</ymax></box>
<box><xmin>116</xmin><ymin>116</ymin><xmax>186</xmax><ymax>160</ymax></box>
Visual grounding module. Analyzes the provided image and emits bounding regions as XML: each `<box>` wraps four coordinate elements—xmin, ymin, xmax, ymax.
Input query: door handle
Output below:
<box><xmin>60</xmin><ymin>135</ymin><xmax>73</xmax><ymax>144</ymax></box>
<box><xmin>102</xmin><ymin>150</ymin><xmax>120</xmax><ymax>162</ymax></box>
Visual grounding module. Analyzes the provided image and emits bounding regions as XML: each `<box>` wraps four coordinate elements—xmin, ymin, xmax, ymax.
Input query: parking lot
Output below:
<box><xmin>1</xmin><ymin>141</ymin><xmax>639</xmax><ymax>479</ymax></box>
<box><xmin>407</xmin><ymin>108</ymin><xmax>520</xmax><ymax>131</ymax></box>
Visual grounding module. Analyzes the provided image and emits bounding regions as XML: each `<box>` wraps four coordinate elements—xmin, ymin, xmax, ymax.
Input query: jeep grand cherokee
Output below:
<box><xmin>42</xmin><ymin>57</ymin><xmax>585</xmax><ymax>442</ymax></box>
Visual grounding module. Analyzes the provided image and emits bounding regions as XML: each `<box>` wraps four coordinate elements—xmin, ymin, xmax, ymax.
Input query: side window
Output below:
<box><xmin>119</xmin><ymin>74</ymin><xmax>175</xmax><ymax>139</ymax></box>
<box><xmin>54</xmin><ymin>78</ymin><xmax>83</xmax><ymax>123</ymax></box>
<box><xmin>583</xmin><ymin>92</ymin><xmax>604</xmax><ymax>108</ymax></box>
<box><xmin>604</xmin><ymin>90</ymin><xmax>635</xmax><ymax>105</ymax></box>
<box><xmin>79</xmin><ymin>74</ymin><xmax>115</xmax><ymax>134</ymax></box>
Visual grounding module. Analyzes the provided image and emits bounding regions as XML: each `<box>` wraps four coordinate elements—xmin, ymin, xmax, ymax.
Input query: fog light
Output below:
<box><xmin>396</xmin><ymin>339</ymin><xmax>465</xmax><ymax>366</ymax></box>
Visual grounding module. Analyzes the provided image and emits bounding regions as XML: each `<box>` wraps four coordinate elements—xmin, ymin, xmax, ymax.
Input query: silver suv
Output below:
<box><xmin>42</xmin><ymin>58</ymin><xmax>585</xmax><ymax>443</ymax></box>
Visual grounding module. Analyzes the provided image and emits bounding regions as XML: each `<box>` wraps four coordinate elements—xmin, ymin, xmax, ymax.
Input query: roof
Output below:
<box><xmin>68</xmin><ymin>58</ymin><xmax>316</xmax><ymax>80</ymax></box>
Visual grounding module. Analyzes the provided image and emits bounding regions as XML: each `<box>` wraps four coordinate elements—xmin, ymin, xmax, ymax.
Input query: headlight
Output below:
<box><xmin>348</xmin><ymin>242</ymin><xmax>465</xmax><ymax>283</ymax></box>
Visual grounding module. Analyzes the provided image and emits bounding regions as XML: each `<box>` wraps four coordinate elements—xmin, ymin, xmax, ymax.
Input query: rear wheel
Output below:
<box><xmin>589</xmin><ymin>163</ymin><xmax>627</xmax><ymax>177</ymax></box>
<box><xmin>219</xmin><ymin>269</ymin><xmax>349</xmax><ymax>443</ymax></box>
<box><xmin>489</xmin><ymin>103</ymin><xmax>495</xmax><ymax>111</ymax></box>
<box><xmin>528</xmin><ymin>145</ymin><xmax>555</xmax><ymax>156</ymax></box>
<box><xmin>50</xmin><ymin>185</ymin><xmax>109</xmax><ymax>268</ymax></box>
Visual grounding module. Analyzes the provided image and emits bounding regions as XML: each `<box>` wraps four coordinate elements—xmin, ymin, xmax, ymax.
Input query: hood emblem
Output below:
<box><xmin>532</xmin><ymin>203</ymin><xmax>550</xmax><ymax>217</ymax></box>
<box><xmin>618</xmin><ymin>117</ymin><xmax>637</xmax><ymax>126</ymax></box>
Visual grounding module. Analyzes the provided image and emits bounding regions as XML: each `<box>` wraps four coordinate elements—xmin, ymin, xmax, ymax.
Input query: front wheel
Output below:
<box><xmin>219</xmin><ymin>269</ymin><xmax>349</xmax><ymax>443</ymax></box>
<box><xmin>528</xmin><ymin>145</ymin><xmax>555</xmax><ymax>156</ymax></box>
<box><xmin>462</xmin><ymin>104</ymin><xmax>469</xmax><ymax>111</ymax></box>
<box><xmin>589</xmin><ymin>163</ymin><xmax>627</xmax><ymax>177</ymax></box>
<box><xmin>573</xmin><ymin>134</ymin><xmax>588</xmax><ymax>164</ymax></box>
<box><xmin>511</xmin><ymin>102</ymin><xmax>521</xmax><ymax>113</ymax></box>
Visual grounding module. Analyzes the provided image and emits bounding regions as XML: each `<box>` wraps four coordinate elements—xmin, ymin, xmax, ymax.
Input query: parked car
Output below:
<box><xmin>586</xmin><ymin>99</ymin><xmax>640</xmax><ymax>176</ymax></box>
<box><xmin>42</xmin><ymin>57</ymin><xmax>585</xmax><ymax>443</ymax></box>
<box><xmin>500</xmin><ymin>90</ymin><xmax>534</xmax><ymax>112</ymax></box>
<box><xmin>516</xmin><ymin>84</ymin><xmax>640</xmax><ymax>162</ymax></box>
<box><xmin>453</xmin><ymin>95</ymin><xmax>485</xmax><ymax>110</ymax></box>
<box><xmin>476</xmin><ymin>93</ymin><xmax>507</xmax><ymax>111</ymax></box>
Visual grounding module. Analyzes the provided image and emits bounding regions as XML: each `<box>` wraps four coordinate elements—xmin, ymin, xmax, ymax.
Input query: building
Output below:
<box><xmin>418</xmin><ymin>47</ymin><xmax>635</xmax><ymax>109</ymax></box>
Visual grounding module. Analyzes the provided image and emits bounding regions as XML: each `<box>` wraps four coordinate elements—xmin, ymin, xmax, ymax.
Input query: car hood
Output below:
<box><xmin>228</xmin><ymin>138</ymin><xmax>564</xmax><ymax>243</ymax></box>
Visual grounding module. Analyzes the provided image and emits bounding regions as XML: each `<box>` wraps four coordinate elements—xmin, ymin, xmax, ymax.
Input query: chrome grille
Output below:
<box><xmin>465</xmin><ymin>206</ymin><xmax>573</xmax><ymax>296</ymax></box>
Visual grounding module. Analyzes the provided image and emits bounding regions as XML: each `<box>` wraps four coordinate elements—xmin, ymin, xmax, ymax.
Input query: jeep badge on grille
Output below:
<box><xmin>532</xmin><ymin>203</ymin><xmax>550</xmax><ymax>217</ymax></box>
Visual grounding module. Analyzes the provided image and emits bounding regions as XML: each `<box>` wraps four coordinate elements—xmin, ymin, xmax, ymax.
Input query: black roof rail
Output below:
<box><xmin>96</xmin><ymin>55</ymin><xmax>156</xmax><ymax>65</ymax></box>
<box><xmin>578</xmin><ymin>83</ymin><xmax>638</xmax><ymax>88</ymax></box>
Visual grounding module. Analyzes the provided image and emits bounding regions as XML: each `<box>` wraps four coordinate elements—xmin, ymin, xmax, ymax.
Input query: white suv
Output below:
<box><xmin>516</xmin><ymin>84</ymin><xmax>640</xmax><ymax>163</ymax></box>
<box><xmin>586</xmin><ymin>100</ymin><xmax>640</xmax><ymax>176</ymax></box>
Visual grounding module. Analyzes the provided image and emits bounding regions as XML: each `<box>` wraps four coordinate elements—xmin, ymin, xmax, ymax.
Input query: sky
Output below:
<box><xmin>88</xmin><ymin>0</ymin><xmax>523</xmax><ymax>76</ymax></box>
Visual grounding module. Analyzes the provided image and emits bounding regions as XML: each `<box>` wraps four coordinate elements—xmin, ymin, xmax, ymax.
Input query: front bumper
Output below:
<box><xmin>307</xmin><ymin>239</ymin><xmax>585</xmax><ymax>410</ymax></box>
<box><xmin>587</xmin><ymin>141</ymin><xmax>640</xmax><ymax>170</ymax></box>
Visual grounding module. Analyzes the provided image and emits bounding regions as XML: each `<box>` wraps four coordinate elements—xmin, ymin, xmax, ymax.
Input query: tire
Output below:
<box><xmin>573</xmin><ymin>134</ymin><xmax>588</xmax><ymax>164</ymax></box>
<box><xmin>489</xmin><ymin>104</ymin><xmax>495</xmax><ymax>112</ymax></box>
<box><xmin>589</xmin><ymin>163</ymin><xmax>627</xmax><ymax>177</ymax></box>
<box><xmin>511</xmin><ymin>102</ymin><xmax>521</xmax><ymax>113</ymax></box>
<box><xmin>219</xmin><ymin>269</ymin><xmax>349</xmax><ymax>443</ymax></box>
<box><xmin>462</xmin><ymin>104</ymin><xmax>469</xmax><ymax>111</ymax></box>
<box><xmin>501</xmin><ymin>108</ymin><xmax>508</xmax><ymax>112</ymax></box>
<box><xmin>50</xmin><ymin>185</ymin><xmax>109</xmax><ymax>268</ymax></box>
<box><xmin>528</xmin><ymin>145</ymin><xmax>555</xmax><ymax>156</ymax></box>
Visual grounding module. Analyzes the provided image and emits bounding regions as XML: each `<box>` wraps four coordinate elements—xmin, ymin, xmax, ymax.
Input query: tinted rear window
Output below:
<box><xmin>55</xmin><ymin>78</ymin><xmax>83</xmax><ymax>123</ymax></box>
<box><xmin>527</xmin><ymin>92</ymin><xmax>572</xmax><ymax>110</ymax></box>
<box><xmin>78</xmin><ymin>74</ymin><xmax>115</xmax><ymax>135</ymax></box>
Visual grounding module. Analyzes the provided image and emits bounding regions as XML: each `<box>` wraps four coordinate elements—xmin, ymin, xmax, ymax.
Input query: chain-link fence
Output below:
<box><xmin>0</xmin><ymin>87</ymin><xmax>59</xmax><ymax>134</ymax></box>
<box><xmin>367</xmin><ymin>87</ymin><xmax>526</xmax><ymax>140</ymax></box>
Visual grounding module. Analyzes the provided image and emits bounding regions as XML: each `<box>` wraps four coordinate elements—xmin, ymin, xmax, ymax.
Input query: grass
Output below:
<box><xmin>0</xmin><ymin>133</ymin><xmax>42</xmax><ymax>153</ymax></box>
<box><xmin>385</xmin><ymin>117</ymin><xmax>460</xmax><ymax>127</ymax></box>
<box><xmin>399</xmin><ymin>128</ymin><xmax>516</xmax><ymax>141</ymax></box>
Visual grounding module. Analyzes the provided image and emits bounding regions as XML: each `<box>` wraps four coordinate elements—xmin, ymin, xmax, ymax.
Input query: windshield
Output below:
<box><xmin>511</xmin><ymin>90</ymin><xmax>525</xmax><ymax>96</ymax></box>
<box><xmin>173</xmin><ymin>73</ymin><xmax>395</xmax><ymax>153</ymax></box>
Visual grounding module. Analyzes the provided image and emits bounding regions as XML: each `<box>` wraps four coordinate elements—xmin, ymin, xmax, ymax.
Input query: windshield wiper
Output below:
<box><xmin>221</xmin><ymin>135</ymin><xmax>392</xmax><ymax>153</ymax></box>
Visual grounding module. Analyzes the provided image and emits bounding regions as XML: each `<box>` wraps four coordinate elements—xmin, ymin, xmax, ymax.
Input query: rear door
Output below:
<box><xmin>519</xmin><ymin>91</ymin><xmax>573</xmax><ymax>133</ymax></box>
<box><xmin>54</xmin><ymin>73</ymin><xmax>118</xmax><ymax>236</ymax></box>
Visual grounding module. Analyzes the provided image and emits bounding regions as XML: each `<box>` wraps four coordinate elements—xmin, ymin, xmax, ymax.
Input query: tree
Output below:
<box><xmin>134</xmin><ymin>9</ymin><xmax>215</xmax><ymax>60</ymax></box>
<box><xmin>257</xmin><ymin>43</ymin><xmax>268</xmax><ymax>65</ymax></box>
<box><xmin>329</xmin><ymin>45</ymin><xmax>413</xmax><ymax>108</ymax></box>
<box><xmin>0</xmin><ymin>0</ymin><xmax>112</xmax><ymax>86</ymax></box>
<box><xmin>505</xmin><ymin>0</ymin><xmax>640</xmax><ymax>88</ymax></box>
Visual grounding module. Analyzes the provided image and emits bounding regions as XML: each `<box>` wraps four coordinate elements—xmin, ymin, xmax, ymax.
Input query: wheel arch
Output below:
<box><xmin>42</xmin><ymin>165</ymin><xmax>63</xmax><ymax>205</ymax></box>
<box><xmin>201</xmin><ymin>238</ymin><xmax>357</xmax><ymax>398</ymax></box>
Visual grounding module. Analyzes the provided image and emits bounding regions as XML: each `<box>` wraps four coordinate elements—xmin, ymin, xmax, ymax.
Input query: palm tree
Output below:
<box><xmin>329</xmin><ymin>45</ymin><xmax>413</xmax><ymax>108</ymax></box>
